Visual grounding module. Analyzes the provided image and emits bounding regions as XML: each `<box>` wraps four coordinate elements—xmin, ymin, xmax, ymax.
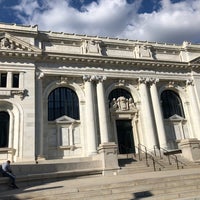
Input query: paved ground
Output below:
<box><xmin>0</xmin><ymin>168</ymin><xmax>200</xmax><ymax>199</ymax></box>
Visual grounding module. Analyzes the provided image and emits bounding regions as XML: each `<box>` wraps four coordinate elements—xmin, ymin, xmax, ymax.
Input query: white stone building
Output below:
<box><xmin>0</xmin><ymin>23</ymin><xmax>200</xmax><ymax>164</ymax></box>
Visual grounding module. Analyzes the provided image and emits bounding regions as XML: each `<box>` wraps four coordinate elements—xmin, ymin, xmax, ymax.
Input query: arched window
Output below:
<box><xmin>161</xmin><ymin>90</ymin><xmax>185</xmax><ymax>119</ymax></box>
<box><xmin>48</xmin><ymin>87</ymin><xmax>79</xmax><ymax>121</ymax></box>
<box><xmin>0</xmin><ymin>111</ymin><xmax>9</xmax><ymax>148</ymax></box>
<box><xmin>108</xmin><ymin>88</ymin><xmax>132</xmax><ymax>105</ymax></box>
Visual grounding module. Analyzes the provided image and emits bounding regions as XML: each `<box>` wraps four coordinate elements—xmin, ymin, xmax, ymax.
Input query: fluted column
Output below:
<box><xmin>149</xmin><ymin>78</ymin><xmax>167</xmax><ymax>148</ymax></box>
<box><xmin>138</xmin><ymin>77</ymin><xmax>157</xmax><ymax>149</ymax></box>
<box><xmin>186</xmin><ymin>79</ymin><xmax>200</xmax><ymax>139</ymax></box>
<box><xmin>96</xmin><ymin>76</ymin><xmax>109</xmax><ymax>143</ymax></box>
<box><xmin>83</xmin><ymin>75</ymin><xmax>97</xmax><ymax>155</ymax></box>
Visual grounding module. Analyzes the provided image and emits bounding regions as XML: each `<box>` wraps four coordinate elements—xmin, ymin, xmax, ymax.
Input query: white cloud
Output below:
<box><xmin>12</xmin><ymin>0</ymin><xmax>200</xmax><ymax>44</ymax></box>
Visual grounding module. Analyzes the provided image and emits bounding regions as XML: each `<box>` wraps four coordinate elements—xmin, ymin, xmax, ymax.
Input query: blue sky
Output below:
<box><xmin>0</xmin><ymin>0</ymin><xmax>200</xmax><ymax>44</ymax></box>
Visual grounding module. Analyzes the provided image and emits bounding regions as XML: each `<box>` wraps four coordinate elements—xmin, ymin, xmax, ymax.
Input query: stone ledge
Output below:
<box><xmin>0</xmin><ymin>168</ymin><xmax>103</xmax><ymax>191</ymax></box>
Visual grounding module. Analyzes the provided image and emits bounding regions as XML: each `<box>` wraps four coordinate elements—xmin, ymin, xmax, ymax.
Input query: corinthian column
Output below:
<box><xmin>186</xmin><ymin>79</ymin><xmax>200</xmax><ymax>139</ymax></box>
<box><xmin>96</xmin><ymin>76</ymin><xmax>109</xmax><ymax>143</ymax></box>
<box><xmin>149</xmin><ymin>78</ymin><xmax>167</xmax><ymax>149</ymax></box>
<box><xmin>83</xmin><ymin>75</ymin><xmax>97</xmax><ymax>155</ymax></box>
<box><xmin>138</xmin><ymin>77</ymin><xmax>157</xmax><ymax>149</ymax></box>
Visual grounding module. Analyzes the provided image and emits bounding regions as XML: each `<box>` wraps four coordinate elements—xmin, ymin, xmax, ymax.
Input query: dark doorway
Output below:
<box><xmin>116</xmin><ymin>120</ymin><xmax>135</xmax><ymax>154</ymax></box>
<box><xmin>0</xmin><ymin>111</ymin><xmax>10</xmax><ymax>147</ymax></box>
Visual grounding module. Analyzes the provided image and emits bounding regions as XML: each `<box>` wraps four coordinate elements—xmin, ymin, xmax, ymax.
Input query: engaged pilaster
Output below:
<box><xmin>186</xmin><ymin>79</ymin><xmax>200</xmax><ymax>139</ymax></box>
<box><xmin>35</xmin><ymin>71</ymin><xmax>45</xmax><ymax>160</ymax></box>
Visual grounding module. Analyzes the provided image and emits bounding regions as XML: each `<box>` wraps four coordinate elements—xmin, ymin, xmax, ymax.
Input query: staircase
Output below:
<box><xmin>1</xmin><ymin>152</ymin><xmax>200</xmax><ymax>199</ymax></box>
<box><xmin>1</xmin><ymin>166</ymin><xmax>200</xmax><ymax>199</ymax></box>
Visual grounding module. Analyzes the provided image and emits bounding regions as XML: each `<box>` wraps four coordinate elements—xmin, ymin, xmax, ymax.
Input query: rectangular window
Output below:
<box><xmin>0</xmin><ymin>73</ymin><xmax>7</xmax><ymax>87</ymax></box>
<box><xmin>12</xmin><ymin>73</ymin><xmax>19</xmax><ymax>88</ymax></box>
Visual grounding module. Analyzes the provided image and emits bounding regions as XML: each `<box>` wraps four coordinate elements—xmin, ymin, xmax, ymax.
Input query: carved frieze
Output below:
<box><xmin>0</xmin><ymin>32</ymin><xmax>42</xmax><ymax>53</ymax></box>
<box><xmin>82</xmin><ymin>39</ymin><xmax>102</xmax><ymax>55</ymax></box>
<box><xmin>134</xmin><ymin>45</ymin><xmax>153</xmax><ymax>59</ymax></box>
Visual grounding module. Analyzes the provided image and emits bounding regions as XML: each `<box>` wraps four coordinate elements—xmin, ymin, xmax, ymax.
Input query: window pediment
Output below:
<box><xmin>168</xmin><ymin>114</ymin><xmax>185</xmax><ymax>121</ymax></box>
<box><xmin>55</xmin><ymin>115</ymin><xmax>77</xmax><ymax>124</ymax></box>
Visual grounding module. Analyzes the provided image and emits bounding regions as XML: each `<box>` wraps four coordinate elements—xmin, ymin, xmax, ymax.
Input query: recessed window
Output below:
<box><xmin>48</xmin><ymin>87</ymin><xmax>80</xmax><ymax>121</ymax></box>
<box><xmin>12</xmin><ymin>73</ymin><xmax>19</xmax><ymax>88</ymax></box>
<box><xmin>161</xmin><ymin>90</ymin><xmax>185</xmax><ymax>119</ymax></box>
<box><xmin>0</xmin><ymin>73</ymin><xmax>7</xmax><ymax>87</ymax></box>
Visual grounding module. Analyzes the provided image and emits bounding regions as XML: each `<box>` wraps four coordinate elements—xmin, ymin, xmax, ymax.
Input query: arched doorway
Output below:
<box><xmin>109</xmin><ymin>88</ymin><xmax>136</xmax><ymax>154</ymax></box>
<box><xmin>0</xmin><ymin>111</ymin><xmax>10</xmax><ymax>148</ymax></box>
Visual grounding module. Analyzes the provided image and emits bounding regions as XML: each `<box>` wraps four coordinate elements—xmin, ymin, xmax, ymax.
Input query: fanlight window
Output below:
<box><xmin>109</xmin><ymin>88</ymin><xmax>132</xmax><ymax>100</ymax></box>
<box><xmin>0</xmin><ymin>111</ymin><xmax>9</xmax><ymax>148</ymax></box>
<box><xmin>161</xmin><ymin>90</ymin><xmax>185</xmax><ymax>119</ymax></box>
<box><xmin>108</xmin><ymin>88</ymin><xmax>133</xmax><ymax>105</ymax></box>
<box><xmin>48</xmin><ymin>87</ymin><xmax>79</xmax><ymax>121</ymax></box>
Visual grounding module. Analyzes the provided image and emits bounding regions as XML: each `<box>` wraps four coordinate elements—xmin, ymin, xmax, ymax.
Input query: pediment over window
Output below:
<box><xmin>0</xmin><ymin>32</ymin><xmax>41</xmax><ymax>53</ymax></box>
<box><xmin>168</xmin><ymin>114</ymin><xmax>185</xmax><ymax>121</ymax></box>
<box><xmin>55</xmin><ymin>115</ymin><xmax>77</xmax><ymax>124</ymax></box>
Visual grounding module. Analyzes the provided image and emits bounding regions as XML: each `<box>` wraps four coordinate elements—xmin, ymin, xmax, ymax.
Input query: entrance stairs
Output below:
<box><xmin>118</xmin><ymin>153</ymin><xmax>200</xmax><ymax>174</ymax></box>
<box><xmin>1</xmin><ymin>153</ymin><xmax>200</xmax><ymax>199</ymax></box>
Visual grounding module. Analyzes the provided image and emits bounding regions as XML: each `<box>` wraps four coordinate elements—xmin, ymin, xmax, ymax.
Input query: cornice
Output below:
<box><xmin>41</xmin><ymin>52</ymin><xmax>189</xmax><ymax>69</ymax></box>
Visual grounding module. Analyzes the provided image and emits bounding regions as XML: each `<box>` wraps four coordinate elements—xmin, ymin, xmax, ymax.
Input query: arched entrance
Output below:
<box><xmin>0</xmin><ymin>111</ymin><xmax>10</xmax><ymax>147</ymax></box>
<box><xmin>109</xmin><ymin>88</ymin><xmax>137</xmax><ymax>154</ymax></box>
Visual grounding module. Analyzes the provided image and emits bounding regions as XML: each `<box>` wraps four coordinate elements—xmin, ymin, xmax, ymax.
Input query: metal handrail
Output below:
<box><xmin>137</xmin><ymin>144</ymin><xmax>165</xmax><ymax>170</ymax></box>
<box><xmin>118</xmin><ymin>143</ymin><xmax>164</xmax><ymax>171</ymax></box>
<box><xmin>153</xmin><ymin>145</ymin><xmax>186</xmax><ymax>169</ymax></box>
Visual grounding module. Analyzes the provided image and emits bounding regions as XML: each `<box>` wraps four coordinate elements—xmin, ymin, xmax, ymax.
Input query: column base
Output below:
<box><xmin>98</xmin><ymin>142</ymin><xmax>120</xmax><ymax>175</ymax></box>
<box><xmin>179</xmin><ymin>138</ymin><xmax>200</xmax><ymax>162</ymax></box>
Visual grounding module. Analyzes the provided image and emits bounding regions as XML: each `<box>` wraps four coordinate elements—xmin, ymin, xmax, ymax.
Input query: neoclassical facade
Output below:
<box><xmin>0</xmin><ymin>23</ymin><xmax>200</xmax><ymax>163</ymax></box>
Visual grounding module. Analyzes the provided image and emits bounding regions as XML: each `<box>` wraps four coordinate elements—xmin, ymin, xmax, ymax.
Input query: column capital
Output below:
<box><xmin>83</xmin><ymin>75</ymin><xmax>106</xmax><ymax>83</ymax></box>
<box><xmin>138</xmin><ymin>77</ymin><xmax>148</xmax><ymax>84</ymax></box>
<box><xmin>149</xmin><ymin>78</ymin><xmax>159</xmax><ymax>85</ymax></box>
<box><xmin>36</xmin><ymin>72</ymin><xmax>44</xmax><ymax>80</ymax></box>
<box><xmin>186</xmin><ymin>79</ymin><xmax>194</xmax><ymax>86</ymax></box>
<box><xmin>96</xmin><ymin>75</ymin><xmax>107</xmax><ymax>83</ymax></box>
<box><xmin>83</xmin><ymin>75</ymin><xmax>93</xmax><ymax>82</ymax></box>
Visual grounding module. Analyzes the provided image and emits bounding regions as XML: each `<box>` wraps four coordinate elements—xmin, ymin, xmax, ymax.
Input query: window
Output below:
<box><xmin>0</xmin><ymin>73</ymin><xmax>7</xmax><ymax>87</ymax></box>
<box><xmin>12</xmin><ymin>73</ymin><xmax>19</xmax><ymax>88</ymax></box>
<box><xmin>108</xmin><ymin>88</ymin><xmax>132</xmax><ymax>105</ymax></box>
<box><xmin>0</xmin><ymin>111</ymin><xmax>9</xmax><ymax>148</ymax></box>
<box><xmin>161</xmin><ymin>90</ymin><xmax>185</xmax><ymax>119</ymax></box>
<box><xmin>48</xmin><ymin>87</ymin><xmax>79</xmax><ymax>121</ymax></box>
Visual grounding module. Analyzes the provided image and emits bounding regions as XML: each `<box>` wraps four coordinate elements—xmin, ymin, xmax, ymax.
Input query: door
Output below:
<box><xmin>116</xmin><ymin>120</ymin><xmax>135</xmax><ymax>154</ymax></box>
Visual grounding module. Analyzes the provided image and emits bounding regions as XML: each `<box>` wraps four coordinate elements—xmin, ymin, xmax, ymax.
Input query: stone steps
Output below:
<box><xmin>1</xmin><ymin>154</ymin><xmax>200</xmax><ymax>199</ymax></box>
<box><xmin>2</xmin><ymin>170</ymin><xmax>200</xmax><ymax>200</ymax></box>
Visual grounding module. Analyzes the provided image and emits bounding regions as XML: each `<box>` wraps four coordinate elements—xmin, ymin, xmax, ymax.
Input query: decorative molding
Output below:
<box><xmin>56</xmin><ymin>76</ymin><xmax>69</xmax><ymax>85</ymax></box>
<box><xmin>0</xmin><ymin>89</ymin><xmax>28</xmax><ymax>100</ymax></box>
<box><xmin>134</xmin><ymin>44</ymin><xmax>153</xmax><ymax>59</ymax></box>
<box><xmin>82</xmin><ymin>39</ymin><xmax>102</xmax><ymax>55</ymax></box>
<box><xmin>110</xmin><ymin>96</ymin><xmax>136</xmax><ymax>112</ymax></box>
<box><xmin>0</xmin><ymin>32</ymin><xmax>41</xmax><ymax>52</ymax></box>
<box><xmin>186</xmin><ymin>79</ymin><xmax>194</xmax><ymax>86</ymax></box>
